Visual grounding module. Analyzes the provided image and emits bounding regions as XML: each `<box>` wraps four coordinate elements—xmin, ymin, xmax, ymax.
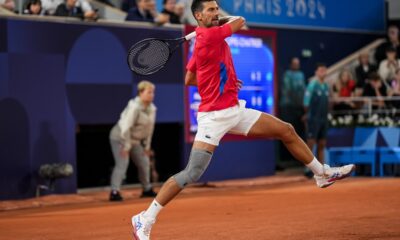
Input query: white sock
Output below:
<box><xmin>143</xmin><ymin>199</ymin><xmax>163</xmax><ymax>219</ymax></box>
<box><xmin>306</xmin><ymin>157</ymin><xmax>324</xmax><ymax>175</ymax></box>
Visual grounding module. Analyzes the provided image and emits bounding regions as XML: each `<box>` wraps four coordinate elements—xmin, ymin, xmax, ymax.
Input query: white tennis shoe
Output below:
<box><xmin>132</xmin><ymin>211</ymin><xmax>155</xmax><ymax>240</ymax></box>
<box><xmin>314</xmin><ymin>164</ymin><xmax>356</xmax><ymax>188</ymax></box>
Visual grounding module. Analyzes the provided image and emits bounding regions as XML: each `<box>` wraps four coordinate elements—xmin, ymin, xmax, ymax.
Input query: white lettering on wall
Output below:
<box><xmin>317</xmin><ymin>0</ymin><xmax>326</xmax><ymax>19</ymax></box>
<box><xmin>234</xmin><ymin>0</ymin><xmax>244</xmax><ymax>12</ymax></box>
<box><xmin>296</xmin><ymin>0</ymin><xmax>307</xmax><ymax>16</ymax></box>
<box><xmin>226</xmin><ymin>36</ymin><xmax>263</xmax><ymax>48</ymax></box>
<box><xmin>231</xmin><ymin>0</ymin><xmax>326</xmax><ymax>20</ymax></box>
<box><xmin>256</xmin><ymin>0</ymin><xmax>266</xmax><ymax>13</ymax></box>
<box><xmin>273</xmin><ymin>0</ymin><xmax>281</xmax><ymax>16</ymax></box>
<box><xmin>286</xmin><ymin>0</ymin><xmax>295</xmax><ymax>17</ymax></box>
<box><xmin>245</xmin><ymin>0</ymin><xmax>254</xmax><ymax>13</ymax></box>
<box><xmin>308</xmin><ymin>0</ymin><xmax>316</xmax><ymax>19</ymax></box>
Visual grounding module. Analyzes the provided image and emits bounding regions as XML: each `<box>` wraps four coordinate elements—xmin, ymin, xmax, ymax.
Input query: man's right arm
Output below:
<box><xmin>219</xmin><ymin>16</ymin><xmax>246</xmax><ymax>33</ymax></box>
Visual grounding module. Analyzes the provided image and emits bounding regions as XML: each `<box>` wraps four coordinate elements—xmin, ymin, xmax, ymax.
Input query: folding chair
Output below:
<box><xmin>328</xmin><ymin>128</ymin><xmax>378</xmax><ymax>176</ymax></box>
<box><xmin>378</xmin><ymin>127</ymin><xmax>400</xmax><ymax>177</ymax></box>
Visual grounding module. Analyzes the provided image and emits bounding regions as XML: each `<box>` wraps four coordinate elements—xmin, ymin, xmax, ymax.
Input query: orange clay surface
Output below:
<box><xmin>0</xmin><ymin>176</ymin><xmax>400</xmax><ymax>240</ymax></box>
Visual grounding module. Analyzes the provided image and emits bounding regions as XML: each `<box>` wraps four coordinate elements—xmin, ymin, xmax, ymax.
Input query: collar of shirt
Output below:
<box><xmin>133</xmin><ymin>96</ymin><xmax>156</xmax><ymax>113</ymax></box>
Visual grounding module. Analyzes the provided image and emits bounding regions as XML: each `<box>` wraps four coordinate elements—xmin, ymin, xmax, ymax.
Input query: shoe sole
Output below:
<box><xmin>131</xmin><ymin>217</ymin><xmax>140</xmax><ymax>240</ymax></box>
<box><xmin>320</xmin><ymin>164</ymin><xmax>356</xmax><ymax>188</ymax></box>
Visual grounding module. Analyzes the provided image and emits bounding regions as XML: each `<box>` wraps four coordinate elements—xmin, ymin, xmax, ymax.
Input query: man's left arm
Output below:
<box><xmin>185</xmin><ymin>54</ymin><xmax>197</xmax><ymax>86</ymax></box>
<box><xmin>185</xmin><ymin>70</ymin><xmax>197</xmax><ymax>86</ymax></box>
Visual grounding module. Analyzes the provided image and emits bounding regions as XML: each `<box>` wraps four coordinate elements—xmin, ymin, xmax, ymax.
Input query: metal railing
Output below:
<box><xmin>329</xmin><ymin>96</ymin><xmax>400</xmax><ymax>127</ymax></box>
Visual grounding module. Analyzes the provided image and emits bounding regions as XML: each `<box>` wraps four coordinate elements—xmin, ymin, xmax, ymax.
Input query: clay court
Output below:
<box><xmin>1</xmin><ymin>176</ymin><xmax>400</xmax><ymax>240</ymax></box>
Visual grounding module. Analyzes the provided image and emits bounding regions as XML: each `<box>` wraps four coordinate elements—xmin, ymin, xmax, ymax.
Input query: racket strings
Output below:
<box><xmin>128</xmin><ymin>39</ymin><xmax>170</xmax><ymax>75</ymax></box>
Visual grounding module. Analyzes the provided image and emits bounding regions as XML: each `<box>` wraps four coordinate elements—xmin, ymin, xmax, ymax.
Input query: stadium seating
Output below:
<box><xmin>378</xmin><ymin>127</ymin><xmax>400</xmax><ymax>176</ymax></box>
<box><xmin>329</xmin><ymin>128</ymin><xmax>378</xmax><ymax>176</ymax></box>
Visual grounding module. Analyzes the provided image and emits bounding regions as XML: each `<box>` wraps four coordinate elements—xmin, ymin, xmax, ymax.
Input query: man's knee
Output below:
<box><xmin>173</xmin><ymin>149</ymin><xmax>212</xmax><ymax>188</ymax></box>
<box><xmin>280</xmin><ymin>123</ymin><xmax>296</xmax><ymax>142</ymax></box>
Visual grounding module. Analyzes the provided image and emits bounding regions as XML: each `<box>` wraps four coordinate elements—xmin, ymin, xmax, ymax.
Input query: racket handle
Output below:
<box><xmin>184</xmin><ymin>32</ymin><xmax>196</xmax><ymax>41</ymax></box>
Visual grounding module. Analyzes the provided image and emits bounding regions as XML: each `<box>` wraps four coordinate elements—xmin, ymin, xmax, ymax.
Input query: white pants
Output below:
<box><xmin>195</xmin><ymin>100</ymin><xmax>262</xmax><ymax>146</ymax></box>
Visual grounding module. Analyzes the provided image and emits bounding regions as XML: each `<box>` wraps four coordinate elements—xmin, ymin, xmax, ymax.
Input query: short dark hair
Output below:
<box><xmin>368</xmin><ymin>72</ymin><xmax>380</xmax><ymax>81</ymax></box>
<box><xmin>191</xmin><ymin>0</ymin><xmax>216</xmax><ymax>16</ymax></box>
<box><xmin>386</xmin><ymin>46</ymin><xmax>396</xmax><ymax>53</ymax></box>
<box><xmin>163</xmin><ymin>0</ymin><xmax>168</xmax><ymax>5</ymax></box>
<box><xmin>315</xmin><ymin>62</ymin><xmax>326</xmax><ymax>69</ymax></box>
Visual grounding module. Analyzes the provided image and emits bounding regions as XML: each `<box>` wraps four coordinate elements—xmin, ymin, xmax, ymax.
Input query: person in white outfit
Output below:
<box><xmin>41</xmin><ymin>0</ymin><xmax>97</xmax><ymax>19</ymax></box>
<box><xmin>109</xmin><ymin>80</ymin><xmax>157</xmax><ymax>201</ymax></box>
<box><xmin>379</xmin><ymin>46</ymin><xmax>400</xmax><ymax>86</ymax></box>
<box><xmin>0</xmin><ymin>0</ymin><xmax>14</xmax><ymax>11</ymax></box>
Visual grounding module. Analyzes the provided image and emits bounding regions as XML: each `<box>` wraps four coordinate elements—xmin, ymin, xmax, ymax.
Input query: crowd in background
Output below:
<box><xmin>3</xmin><ymin>0</ymin><xmax>399</xmax><ymax>123</ymax></box>
<box><xmin>333</xmin><ymin>25</ymin><xmax>400</xmax><ymax>113</ymax></box>
<box><xmin>278</xmin><ymin>24</ymin><xmax>399</xmax><ymax>173</ymax></box>
<box><xmin>0</xmin><ymin>0</ymin><xmax>189</xmax><ymax>23</ymax></box>
<box><xmin>280</xmin><ymin>25</ymin><xmax>400</xmax><ymax>123</ymax></box>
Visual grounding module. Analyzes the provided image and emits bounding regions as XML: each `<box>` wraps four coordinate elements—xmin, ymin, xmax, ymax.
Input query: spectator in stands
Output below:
<box><xmin>279</xmin><ymin>57</ymin><xmax>306</xmax><ymax>167</ymax></box>
<box><xmin>355</xmin><ymin>52</ymin><xmax>377</xmax><ymax>96</ymax></box>
<box><xmin>280</xmin><ymin>57</ymin><xmax>306</xmax><ymax>137</ymax></box>
<box><xmin>390</xmin><ymin>69</ymin><xmax>400</xmax><ymax>95</ymax></box>
<box><xmin>332</xmin><ymin>69</ymin><xmax>356</xmax><ymax>113</ymax></box>
<box><xmin>161</xmin><ymin>0</ymin><xmax>181</xmax><ymax>24</ymax></box>
<box><xmin>178</xmin><ymin>0</ymin><xmax>196</xmax><ymax>25</ymax></box>
<box><xmin>121</xmin><ymin>0</ymin><xmax>136</xmax><ymax>12</ymax></box>
<box><xmin>378</xmin><ymin>46</ymin><xmax>400</xmax><ymax>85</ymax></box>
<box><xmin>174</xmin><ymin>2</ymin><xmax>185</xmax><ymax>22</ymax></box>
<box><xmin>74</xmin><ymin>0</ymin><xmax>98</xmax><ymax>20</ymax></box>
<box><xmin>126</xmin><ymin>0</ymin><xmax>169</xmax><ymax>24</ymax></box>
<box><xmin>41</xmin><ymin>0</ymin><xmax>64</xmax><ymax>15</ymax></box>
<box><xmin>303</xmin><ymin>63</ymin><xmax>329</xmax><ymax>177</ymax></box>
<box><xmin>363</xmin><ymin>72</ymin><xmax>387</xmax><ymax>109</ymax></box>
<box><xmin>43</xmin><ymin>0</ymin><xmax>97</xmax><ymax>20</ymax></box>
<box><xmin>375</xmin><ymin>25</ymin><xmax>400</xmax><ymax>64</ymax></box>
<box><xmin>96</xmin><ymin>0</ymin><xmax>113</xmax><ymax>7</ymax></box>
<box><xmin>54</xmin><ymin>0</ymin><xmax>84</xmax><ymax>19</ymax></box>
<box><xmin>0</xmin><ymin>0</ymin><xmax>15</xmax><ymax>11</ymax></box>
<box><xmin>109</xmin><ymin>80</ymin><xmax>157</xmax><ymax>201</ymax></box>
<box><xmin>390</xmin><ymin>69</ymin><xmax>400</xmax><ymax>108</ymax></box>
<box><xmin>23</xmin><ymin>0</ymin><xmax>46</xmax><ymax>15</ymax></box>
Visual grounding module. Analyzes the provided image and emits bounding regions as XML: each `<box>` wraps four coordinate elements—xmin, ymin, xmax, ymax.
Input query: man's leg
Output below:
<box><xmin>248</xmin><ymin>113</ymin><xmax>314</xmax><ymax>165</ymax></box>
<box><xmin>131</xmin><ymin>141</ymin><xmax>216</xmax><ymax>240</ymax></box>
<box><xmin>247</xmin><ymin>113</ymin><xmax>355</xmax><ymax>187</ymax></box>
<box><xmin>156</xmin><ymin>141</ymin><xmax>216</xmax><ymax>206</ymax></box>
<box><xmin>305</xmin><ymin>138</ymin><xmax>317</xmax><ymax>178</ymax></box>
<box><xmin>317</xmin><ymin>139</ymin><xmax>326</xmax><ymax>164</ymax></box>
<box><xmin>306</xmin><ymin>138</ymin><xmax>316</xmax><ymax>161</ymax></box>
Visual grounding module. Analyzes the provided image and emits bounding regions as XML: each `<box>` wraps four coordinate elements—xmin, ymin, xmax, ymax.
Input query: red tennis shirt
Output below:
<box><xmin>186</xmin><ymin>24</ymin><xmax>239</xmax><ymax>112</ymax></box>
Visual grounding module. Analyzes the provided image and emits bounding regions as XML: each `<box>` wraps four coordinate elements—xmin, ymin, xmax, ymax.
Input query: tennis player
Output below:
<box><xmin>131</xmin><ymin>1</ymin><xmax>355</xmax><ymax>239</ymax></box>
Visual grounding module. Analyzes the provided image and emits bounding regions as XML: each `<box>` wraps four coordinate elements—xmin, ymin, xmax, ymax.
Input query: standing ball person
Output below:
<box><xmin>130</xmin><ymin>1</ymin><xmax>355</xmax><ymax>239</ymax></box>
<box><xmin>109</xmin><ymin>80</ymin><xmax>157</xmax><ymax>201</ymax></box>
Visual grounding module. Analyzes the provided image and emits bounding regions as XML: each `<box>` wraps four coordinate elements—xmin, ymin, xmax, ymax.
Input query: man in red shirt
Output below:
<box><xmin>131</xmin><ymin>1</ymin><xmax>355</xmax><ymax>239</ymax></box>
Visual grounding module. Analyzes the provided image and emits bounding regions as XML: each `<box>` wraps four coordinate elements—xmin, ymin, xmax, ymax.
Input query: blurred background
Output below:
<box><xmin>1</xmin><ymin>0</ymin><xmax>399</xmax><ymax>200</ymax></box>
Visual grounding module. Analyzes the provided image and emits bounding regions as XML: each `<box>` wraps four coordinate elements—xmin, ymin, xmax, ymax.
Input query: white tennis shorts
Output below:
<box><xmin>195</xmin><ymin>100</ymin><xmax>262</xmax><ymax>146</ymax></box>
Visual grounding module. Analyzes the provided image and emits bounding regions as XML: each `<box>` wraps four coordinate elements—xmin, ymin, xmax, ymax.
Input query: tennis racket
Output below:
<box><xmin>127</xmin><ymin>31</ymin><xmax>196</xmax><ymax>76</ymax></box>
